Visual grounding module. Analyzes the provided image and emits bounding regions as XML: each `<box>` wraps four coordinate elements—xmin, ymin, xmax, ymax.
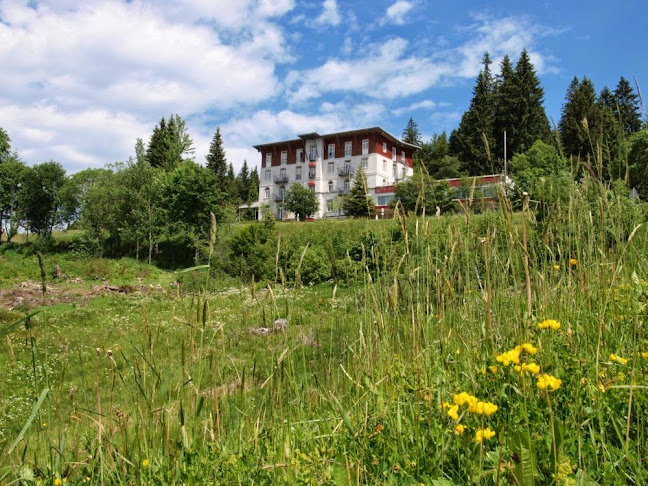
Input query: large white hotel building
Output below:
<box><xmin>252</xmin><ymin>127</ymin><xmax>419</xmax><ymax>220</ymax></box>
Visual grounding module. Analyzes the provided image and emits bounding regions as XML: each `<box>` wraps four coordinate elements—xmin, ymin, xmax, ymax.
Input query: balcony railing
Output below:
<box><xmin>338</xmin><ymin>166</ymin><xmax>354</xmax><ymax>177</ymax></box>
<box><xmin>308</xmin><ymin>171</ymin><xmax>316</xmax><ymax>180</ymax></box>
<box><xmin>273</xmin><ymin>193</ymin><xmax>285</xmax><ymax>202</ymax></box>
<box><xmin>273</xmin><ymin>174</ymin><xmax>289</xmax><ymax>184</ymax></box>
<box><xmin>338</xmin><ymin>188</ymin><xmax>350</xmax><ymax>195</ymax></box>
<box><xmin>308</xmin><ymin>152</ymin><xmax>318</xmax><ymax>161</ymax></box>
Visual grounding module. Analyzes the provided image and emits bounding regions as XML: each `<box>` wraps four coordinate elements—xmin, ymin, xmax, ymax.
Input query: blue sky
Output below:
<box><xmin>1</xmin><ymin>0</ymin><xmax>646</xmax><ymax>173</ymax></box>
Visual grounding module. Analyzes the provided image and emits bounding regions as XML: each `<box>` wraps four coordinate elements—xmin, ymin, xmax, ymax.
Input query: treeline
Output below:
<box><xmin>396</xmin><ymin>49</ymin><xmax>647</xmax><ymax>213</ymax></box>
<box><xmin>0</xmin><ymin>119</ymin><xmax>259</xmax><ymax>264</ymax></box>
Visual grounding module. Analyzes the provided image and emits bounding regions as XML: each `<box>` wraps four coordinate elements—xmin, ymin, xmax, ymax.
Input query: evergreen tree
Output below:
<box><xmin>237</xmin><ymin>160</ymin><xmax>250</xmax><ymax>203</ymax></box>
<box><xmin>145</xmin><ymin>115</ymin><xmax>194</xmax><ymax>171</ymax></box>
<box><xmin>343</xmin><ymin>168</ymin><xmax>375</xmax><ymax>217</ymax></box>
<box><xmin>450</xmin><ymin>53</ymin><xmax>495</xmax><ymax>175</ymax></box>
<box><xmin>512</xmin><ymin>49</ymin><xmax>551</xmax><ymax>154</ymax></box>
<box><xmin>598</xmin><ymin>87</ymin><xmax>616</xmax><ymax>111</ymax></box>
<box><xmin>402</xmin><ymin>117</ymin><xmax>422</xmax><ymax>145</ymax></box>
<box><xmin>206</xmin><ymin>127</ymin><xmax>228</xmax><ymax>187</ymax></box>
<box><xmin>614</xmin><ymin>76</ymin><xmax>642</xmax><ymax>135</ymax></box>
<box><xmin>249</xmin><ymin>167</ymin><xmax>260</xmax><ymax>203</ymax></box>
<box><xmin>146</xmin><ymin>117</ymin><xmax>168</xmax><ymax>169</ymax></box>
<box><xmin>559</xmin><ymin>77</ymin><xmax>601</xmax><ymax>158</ymax></box>
<box><xmin>492</xmin><ymin>55</ymin><xmax>518</xmax><ymax>166</ymax></box>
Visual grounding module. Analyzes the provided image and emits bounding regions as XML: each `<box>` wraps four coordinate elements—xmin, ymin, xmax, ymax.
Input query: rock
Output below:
<box><xmin>273</xmin><ymin>318</ymin><xmax>288</xmax><ymax>332</ymax></box>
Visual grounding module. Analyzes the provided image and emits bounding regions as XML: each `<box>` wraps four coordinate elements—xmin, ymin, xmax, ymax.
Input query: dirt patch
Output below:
<box><xmin>0</xmin><ymin>280</ymin><xmax>158</xmax><ymax>312</ymax></box>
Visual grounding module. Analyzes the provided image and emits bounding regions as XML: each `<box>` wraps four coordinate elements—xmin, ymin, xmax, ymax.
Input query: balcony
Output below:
<box><xmin>338</xmin><ymin>188</ymin><xmax>350</xmax><ymax>195</ymax></box>
<box><xmin>273</xmin><ymin>193</ymin><xmax>286</xmax><ymax>202</ymax></box>
<box><xmin>308</xmin><ymin>170</ymin><xmax>316</xmax><ymax>180</ymax></box>
<box><xmin>273</xmin><ymin>174</ymin><xmax>289</xmax><ymax>184</ymax></box>
<box><xmin>308</xmin><ymin>152</ymin><xmax>318</xmax><ymax>161</ymax></box>
<box><xmin>338</xmin><ymin>166</ymin><xmax>354</xmax><ymax>177</ymax></box>
<box><xmin>308</xmin><ymin>161</ymin><xmax>317</xmax><ymax>168</ymax></box>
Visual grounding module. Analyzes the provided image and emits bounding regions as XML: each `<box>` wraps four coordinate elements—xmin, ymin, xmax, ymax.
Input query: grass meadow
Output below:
<box><xmin>1</xmin><ymin>179</ymin><xmax>647</xmax><ymax>485</ymax></box>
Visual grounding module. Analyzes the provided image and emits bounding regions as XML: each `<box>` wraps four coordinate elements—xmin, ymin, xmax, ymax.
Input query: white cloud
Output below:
<box><xmin>382</xmin><ymin>1</ymin><xmax>415</xmax><ymax>26</ymax></box>
<box><xmin>316</xmin><ymin>0</ymin><xmax>340</xmax><ymax>26</ymax></box>
<box><xmin>392</xmin><ymin>99</ymin><xmax>437</xmax><ymax>116</ymax></box>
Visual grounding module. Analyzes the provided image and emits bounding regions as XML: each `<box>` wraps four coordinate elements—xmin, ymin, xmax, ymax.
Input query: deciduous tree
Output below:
<box><xmin>284</xmin><ymin>183</ymin><xmax>319</xmax><ymax>220</ymax></box>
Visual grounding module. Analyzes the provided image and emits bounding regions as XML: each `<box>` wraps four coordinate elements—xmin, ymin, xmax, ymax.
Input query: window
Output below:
<box><xmin>309</xmin><ymin>185</ymin><xmax>315</xmax><ymax>193</ymax></box>
<box><xmin>327</xmin><ymin>199</ymin><xmax>334</xmax><ymax>212</ymax></box>
<box><xmin>280</xmin><ymin>168</ymin><xmax>286</xmax><ymax>178</ymax></box>
<box><xmin>309</xmin><ymin>145</ymin><xmax>318</xmax><ymax>161</ymax></box>
<box><xmin>264</xmin><ymin>169</ymin><xmax>271</xmax><ymax>181</ymax></box>
<box><xmin>345</xmin><ymin>141</ymin><xmax>352</xmax><ymax>157</ymax></box>
<box><xmin>401</xmin><ymin>150</ymin><xmax>405</xmax><ymax>162</ymax></box>
<box><xmin>362</xmin><ymin>139</ymin><xmax>369</xmax><ymax>155</ymax></box>
<box><xmin>382</xmin><ymin>142</ymin><xmax>387</xmax><ymax>153</ymax></box>
<box><xmin>378</xmin><ymin>195</ymin><xmax>393</xmax><ymax>206</ymax></box>
<box><xmin>281</xmin><ymin>151</ymin><xmax>287</xmax><ymax>165</ymax></box>
<box><xmin>328</xmin><ymin>180</ymin><xmax>334</xmax><ymax>192</ymax></box>
<box><xmin>264</xmin><ymin>187</ymin><xmax>270</xmax><ymax>199</ymax></box>
<box><xmin>297</xmin><ymin>149</ymin><xmax>303</xmax><ymax>163</ymax></box>
<box><xmin>295</xmin><ymin>166</ymin><xmax>302</xmax><ymax>180</ymax></box>
<box><xmin>266</xmin><ymin>153</ymin><xmax>272</xmax><ymax>166</ymax></box>
<box><xmin>383</xmin><ymin>159</ymin><xmax>387</xmax><ymax>171</ymax></box>
<box><xmin>344</xmin><ymin>180</ymin><xmax>350</xmax><ymax>193</ymax></box>
<box><xmin>361</xmin><ymin>157</ymin><xmax>368</xmax><ymax>169</ymax></box>
<box><xmin>279</xmin><ymin>187</ymin><xmax>285</xmax><ymax>199</ymax></box>
<box><xmin>328</xmin><ymin>144</ymin><xmax>335</xmax><ymax>159</ymax></box>
<box><xmin>328</xmin><ymin>162</ymin><xmax>335</xmax><ymax>173</ymax></box>
<box><xmin>392</xmin><ymin>147</ymin><xmax>396</xmax><ymax>161</ymax></box>
<box><xmin>393</xmin><ymin>165</ymin><xmax>397</xmax><ymax>178</ymax></box>
<box><xmin>309</xmin><ymin>168</ymin><xmax>316</xmax><ymax>178</ymax></box>
<box><xmin>383</xmin><ymin>178</ymin><xmax>387</xmax><ymax>186</ymax></box>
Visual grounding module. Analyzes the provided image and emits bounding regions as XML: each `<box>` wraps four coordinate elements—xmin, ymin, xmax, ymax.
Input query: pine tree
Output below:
<box><xmin>492</xmin><ymin>55</ymin><xmax>518</xmax><ymax>167</ymax></box>
<box><xmin>145</xmin><ymin>115</ymin><xmax>194</xmax><ymax>170</ymax></box>
<box><xmin>450</xmin><ymin>53</ymin><xmax>495</xmax><ymax>175</ymax></box>
<box><xmin>237</xmin><ymin>160</ymin><xmax>250</xmax><ymax>203</ymax></box>
<box><xmin>249</xmin><ymin>167</ymin><xmax>260</xmax><ymax>203</ymax></box>
<box><xmin>343</xmin><ymin>168</ymin><xmax>375</xmax><ymax>218</ymax></box>
<box><xmin>146</xmin><ymin>117</ymin><xmax>168</xmax><ymax>169</ymax></box>
<box><xmin>402</xmin><ymin>117</ymin><xmax>422</xmax><ymax>145</ymax></box>
<box><xmin>206</xmin><ymin>127</ymin><xmax>228</xmax><ymax>183</ymax></box>
<box><xmin>614</xmin><ymin>76</ymin><xmax>642</xmax><ymax>135</ymax></box>
<box><xmin>559</xmin><ymin>77</ymin><xmax>601</xmax><ymax>158</ymax></box>
<box><xmin>513</xmin><ymin>49</ymin><xmax>551</xmax><ymax>154</ymax></box>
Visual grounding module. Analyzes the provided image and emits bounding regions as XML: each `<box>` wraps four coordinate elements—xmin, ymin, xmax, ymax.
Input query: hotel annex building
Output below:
<box><xmin>252</xmin><ymin>127</ymin><xmax>419</xmax><ymax>220</ymax></box>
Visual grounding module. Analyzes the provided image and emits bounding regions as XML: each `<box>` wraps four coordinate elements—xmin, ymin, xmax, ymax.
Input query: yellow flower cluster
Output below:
<box><xmin>453</xmin><ymin>424</ymin><xmax>466</xmax><ymax>435</ymax></box>
<box><xmin>610</xmin><ymin>354</ymin><xmax>628</xmax><ymax>365</ymax></box>
<box><xmin>514</xmin><ymin>362</ymin><xmax>541</xmax><ymax>375</ymax></box>
<box><xmin>446</xmin><ymin>404</ymin><xmax>459</xmax><ymax>421</ymax></box>
<box><xmin>538</xmin><ymin>319</ymin><xmax>561</xmax><ymax>330</ymax></box>
<box><xmin>453</xmin><ymin>392</ymin><xmax>478</xmax><ymax>407</ymax></box>
<box><xmin>536</xmin><ymin>373</ymin><xmax>562</xmax><ymax>391</ymax></box>
<box><xmin>451</xmin><ymin>392</ymin><xmax>498</xmax><ymax>416</ymax></box>
<box><xmin>468</xmin><ymin>401</ymin><xmax>498</xmax><ymax>416</ymax></box>
<box><xmin>496</xmin><ymin>343</ymin><xmax>538</xmax><ymax>366</ymax></box>
<box><xmin>569</xmin><ymin>258</ymin><xmax>578</xmax><ymax>266</ymax></box>
<box><xmin>642</xmin><ymin>352</ymin><xmax>648</xmax><ymax>359</ymax></box>
<box><xmin>475</xmin><ymin>427</ymin><xmax>496</xmax><ymax>443</ymax></box>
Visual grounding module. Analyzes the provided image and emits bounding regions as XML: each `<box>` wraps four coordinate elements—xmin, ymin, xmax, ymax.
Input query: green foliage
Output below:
<box><xmin>205</xmin><ymin>126</ymin><xmax>229</xmax><ymax>197</ymax></box>
<box><xmin>559</xmin><ymin>76</ymin><xmax>602</xmax><ymax>158</ymax></box>
<box><xmin>402</xmin><ymin>117</ymin><xmax>422</xmax><ymax>146</ymax></box>
<box><xmin>284</xmin><ymin>183</ymin><xmax>319</xmax><ymax>220</ymax></box>
<box><xmin>227</xmin><ymin>220</ymin><xmax>276</xmax><ymax>280</ymax></box>
<box><xmin>20</xmin><ymin>161</ymin><xmax>67</xmax><ymax>237</ymax></box>
<box><xmin>343</xmin><ymin>168</ymin><xmax>375</xmax><ymax>218</ymax></box>
<box><xmin>145</xmin><ymin>114</ymin><xmax>195</xmax><ymax>171</ymax></box>
<box><xmin>626</xmin><ymin>128</ymin><xmax>648</xmax><ymax>199</ymax></box>
<box><xmin>614</xmin><ymin>76</ymin><xmax>642</xmax><ymax>135</ymax></box>
<box><xmin>393</xmin><ymin>172</ymin><xmax>457</xmax><ymax>215</ymax></box>
<box><xmin>0</xmin><ymin>157</ymin><xmax>28</xmax><ymax>242</ymax></box>
<box><xmin>0</xmin><ymin>126</ymin><xmax>11</xmax><ymax>161</ymax></box>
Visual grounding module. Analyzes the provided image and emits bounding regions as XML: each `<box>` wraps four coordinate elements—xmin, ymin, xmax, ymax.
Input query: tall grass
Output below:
<box><xmin>1</xmin><ymin>173</ymin><xmax>647</xmax><ymax>484</ymax></box>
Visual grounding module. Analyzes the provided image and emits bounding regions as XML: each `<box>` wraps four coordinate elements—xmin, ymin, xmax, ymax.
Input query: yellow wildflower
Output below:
<box><xmin>522</xmin><ymin>362</ymin><xmax>540</xmax><ymax>374</ymax></box>
<box><xmin>447</xmin><ymin>405</ymin><xmax>459</xmax><ymax>421</ymax></box>
<box><xmin>454</xmin><ymin>424</ymin><xmax>466</xmax><ymax>435</ymax></box>
<box><xmin>54</xmin><ymin>479</ymin><xmax>62</xmax><ymax>486</ymax></box>
<box><xmin>475</xmin><ymin>427</ymin><xmax>496</xmax><ymax>443</ymax></box>
<box><xmin>514</xmin><ymin>365</ymin><xmax>522</xmax><ymax>373</ymax></box>
<box><xmin>468</xmin><ymin>401</ymin><xmax>498</xmax><ymax>416</ymax></box>
<box><xmin>642</xmin><ymin>352</ymin><xmax>648</xmax><ymax>359</ymax></box>
<box><xmin>453</xmin><ymin>392</ymin><xmax>478</xmax><ymax>407</ymax></box>
<box><xmin>538</xmin><ymin>319</ymin><xmax>561</xmax><ymax>330</ymax></box>
<box><xmin>569</xmin><ymin>258</ymin><xmax>578</xmax><ymax>266</ymax></box>
<box><xmin>553</xmin><ymin>264</ymin><xmax>560</xmax><ymax>270</ymax></box>
<box><xmin>141</xmin><ymin>459</ymin><xmax>150</xmax><ymax>468</ymax></box>
<box><xmin>488</xmin><ymin>365</ymin><xmax>498</xmax><ymax>374</ymax></box>
<box><xmin>496</xmin><ymin>348</ymin><xmax>521</xmax><ymax>366</ymax></box>
<box><xmin>536</xmin><ymin>373</ymin><xmax>562</xmax><ymax>391</ymax></box>
<box><xmin>442</xmin><ymin>401</ymin><xmax>452</xmax><ymax>410</ymax></box>
<box><xmin>521</xmin><ymin>343</ymin><xmax>538</xmax><ymax>354</ymax></box>
<box><xmin>610</xmin><ymin>354</ymin><xmax>628</xmax><ymax>365</ymax></box>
